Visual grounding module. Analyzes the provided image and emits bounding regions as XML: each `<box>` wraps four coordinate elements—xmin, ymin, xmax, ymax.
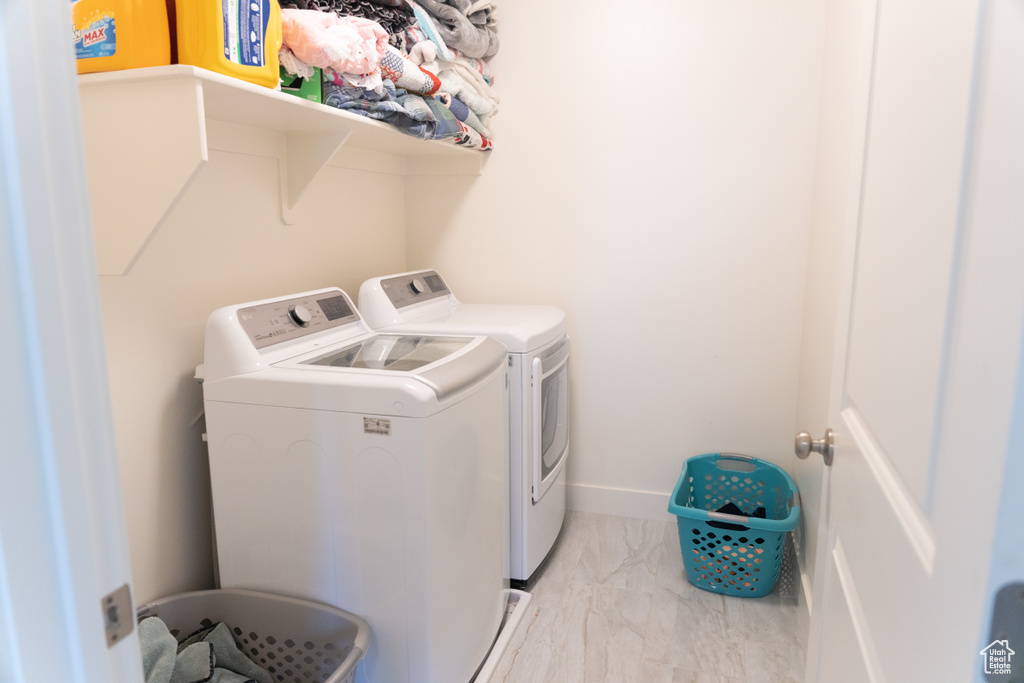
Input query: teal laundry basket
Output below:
<box><xmin>668</xmin><ymin>453</ymin><xmax>801</xmax><ymax>598</ymax></box>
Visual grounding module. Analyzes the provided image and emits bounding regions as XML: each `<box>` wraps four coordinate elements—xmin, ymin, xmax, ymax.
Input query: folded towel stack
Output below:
<box><xmin>277</xmin><ymin>0</ymin><xmax>499</xmax><ymax>150</ymax></box>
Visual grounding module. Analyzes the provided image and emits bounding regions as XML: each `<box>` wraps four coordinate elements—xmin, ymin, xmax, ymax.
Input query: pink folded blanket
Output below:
<box><xmin>281</xmin><ymin>9</ymin><xmax>388</xmax><ymax>75</ymax></box>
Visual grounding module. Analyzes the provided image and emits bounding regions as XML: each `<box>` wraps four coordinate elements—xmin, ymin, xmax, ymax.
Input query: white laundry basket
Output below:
<box><xmin>137</xmin><ymin>588</ymin><xmax>370</xmax><ymax>683</ymax></box>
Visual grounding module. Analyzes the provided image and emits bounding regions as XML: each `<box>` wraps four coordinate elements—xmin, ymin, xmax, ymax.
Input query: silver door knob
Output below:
<box><xmin>795</xmin><ymin>428</ymin><xmax>834</xmax><ymax>466</ymax></box>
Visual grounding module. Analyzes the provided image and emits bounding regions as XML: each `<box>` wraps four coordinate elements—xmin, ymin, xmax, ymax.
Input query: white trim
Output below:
<box><xmin>566</xmin><ymin>483</ymin><xmax>673</xmax><ymax>522</ymax></box>
<box><xmin>801</xmin><ymin>565</ymin><xmax>815</xmax><ymax>615</ymax></box>
<box><xmin>803</xmin><ymin>520</ymin><xmax>834</xmax><ymax>683</ymax></box>
<box><xmin>832</xmin><ymin>538</ymin><xmax>887</xmax><ymax>683</ymax></box>
<box><xmin>472</xmin><ymin>590</ymin><xmax>533</xmax><ymax>683</ymax></box>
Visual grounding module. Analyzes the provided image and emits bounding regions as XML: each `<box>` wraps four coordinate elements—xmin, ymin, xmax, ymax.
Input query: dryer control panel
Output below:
<box><xmin>237</xmin><ymin>291</ymin><xmax>360</xmax><ymax>349</ymax></box>
<box><xmin>380</xmin><ymin>270</ymin><xmax>451</xmax><ymax>309</ymax></box>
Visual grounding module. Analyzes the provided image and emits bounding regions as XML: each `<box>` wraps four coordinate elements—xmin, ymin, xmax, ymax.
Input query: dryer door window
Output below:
<box><xmin>540</xmin><ymin>368</ymin><xmax>568</xmax><ymax>478</ymax></box>
<box><xmin>533</xmin><ymin>338</ymin><xmax>570</xmax><ymax>503</ymax></box>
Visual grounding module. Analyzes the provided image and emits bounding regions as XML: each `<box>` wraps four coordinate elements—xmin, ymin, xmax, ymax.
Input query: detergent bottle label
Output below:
<box><xmin>223</xmin><ymin>0</ymin><xmax>271</xmax><ymax>68</ymax></box>
<box><xmin>72</xmin><ymin>4</ymin><xmax>117</xmax><ymax>60</ymax></box>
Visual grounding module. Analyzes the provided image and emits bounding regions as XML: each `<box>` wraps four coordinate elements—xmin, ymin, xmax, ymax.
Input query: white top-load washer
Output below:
<box><xmin>358</xmin><ymin>270</ymin><xmax>569</xmax><ymax>585</ymax></box>
<box><xmin>196</xmin><ymin>287</ymin><xmax>509</xmax><ymax>683</ymax></box>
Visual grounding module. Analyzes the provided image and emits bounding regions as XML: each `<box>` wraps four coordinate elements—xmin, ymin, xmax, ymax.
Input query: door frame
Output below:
<box><xmin>799</xmin><ymin>0</ymin><xmax>879</xmax><ymax>665</ymax></box>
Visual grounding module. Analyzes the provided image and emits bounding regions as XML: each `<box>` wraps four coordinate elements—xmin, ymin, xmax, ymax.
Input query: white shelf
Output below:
<box><xmin>78</xmin><ymin>65</ymin><xmax>483</xmax><ymax>275</ymax></box>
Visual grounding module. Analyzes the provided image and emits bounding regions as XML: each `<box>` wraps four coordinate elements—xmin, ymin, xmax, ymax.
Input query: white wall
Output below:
<box><xmin>97</xmin><ymin>151</ymin><xmax>406</xmax><ymax>603</ymax></box>
<box><xmin>407</xmin><ymin>0</ymin><xmax>827</xmax><ymax>519</ymax></box>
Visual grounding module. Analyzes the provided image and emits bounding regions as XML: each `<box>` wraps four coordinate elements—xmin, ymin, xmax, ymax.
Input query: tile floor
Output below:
<box><xmin>493</xmin><ymin>511</ymin><xmax>809</xmax><ymax>683</ymax></box>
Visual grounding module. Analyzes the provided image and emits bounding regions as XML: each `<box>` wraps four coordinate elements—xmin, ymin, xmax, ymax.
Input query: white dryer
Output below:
<box><xmin>359</xmin><ymin>270</ymin><xmax>569</xmax><ymax>585</ymax></box>
<box><xmin>196</xmin><ymin>287</ymin><xmax>509</xmax><ymax>683</ymax></box>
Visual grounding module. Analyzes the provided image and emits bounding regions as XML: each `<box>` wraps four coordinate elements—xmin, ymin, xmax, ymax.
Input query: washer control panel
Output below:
<box><xmin>380</xmin><ymin>270</ymin><xmax>451</xmax><ymax>309</ymax></box>
<box><xmin>237</xmin><ymin>291</ymin><xmax>360</xmax><ymax>349</ymax></box>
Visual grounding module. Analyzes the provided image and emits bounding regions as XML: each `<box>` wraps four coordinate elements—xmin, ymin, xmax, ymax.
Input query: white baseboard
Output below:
<box><xmin>801</xmin><ymin>566</ymin><xmax>814</xmax><ymax>613</ymax></box>
<box><xmin>566</xmin><ymin>483</ymin><xmax>674</xmax><ymax>521</ymax></box>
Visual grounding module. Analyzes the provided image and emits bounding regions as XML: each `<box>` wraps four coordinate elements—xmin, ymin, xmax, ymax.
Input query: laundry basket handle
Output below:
<box><xmin>714</xmin><ymin>452</ymin><xmax>757</xmax><ymax>473</ymax></box>
<box><xmin>707</xmin><ymin>510</ymin><xmax>751</xmax><ymax>525</ymax></box>
<box><xmin>718</xmin><ymin>452</ymin><xmax>754</xmax><ymax>462</ymax></box>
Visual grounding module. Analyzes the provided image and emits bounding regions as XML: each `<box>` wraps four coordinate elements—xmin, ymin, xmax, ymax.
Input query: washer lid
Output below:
<box><xmin>301</xmin><ymin>334</ymin><xmax>472</xmax><ymax>372</ymax></box>
<box><xmin>206</xmin><ymin>334</ymin><xmax>507</xmax><ymax>413</ymax></box>
<box><xmin>288</xmin><ymin>334</ymin><xmax>507</xmax><ymax>402</ymax></box>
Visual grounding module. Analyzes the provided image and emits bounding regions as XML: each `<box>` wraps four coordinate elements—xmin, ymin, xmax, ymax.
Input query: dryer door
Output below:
<box><xmin>531</xmin><ymin>337</ymin><xmax>570</xmax><ymax>503</ymax></box>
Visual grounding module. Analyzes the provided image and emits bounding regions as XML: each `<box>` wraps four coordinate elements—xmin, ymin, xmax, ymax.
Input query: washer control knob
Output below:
<box><xmin>410</xmin><ymin>278</ymin><xmax>427</xmax><ymax>294</ymax></box>
<box><xmin>289</xmin><ymin>304</ymin><xmax>312</xmax><ymax>327</ymax></box>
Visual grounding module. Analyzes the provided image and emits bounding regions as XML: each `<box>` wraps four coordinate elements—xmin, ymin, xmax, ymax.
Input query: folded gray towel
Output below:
<box><xmin>416</xmin><ymin>0</ymin><xmax>498</xmax><ymax>59</ymax></box>
<box><xmin>140</xmin><ymin>617</ymin><xmax>273</xmax><ymax>683</ymax></box>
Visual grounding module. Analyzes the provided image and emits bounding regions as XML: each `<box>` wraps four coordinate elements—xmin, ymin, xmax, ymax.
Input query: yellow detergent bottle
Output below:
<box><xmin>72</xmin><ymin>0</ymin><xmax>171</xmax><ymax>74</ymax></box>
<box><xmin>175</xmin><ymin>0</ymin><xmax>283</xmax><ymax>88</ymax></box>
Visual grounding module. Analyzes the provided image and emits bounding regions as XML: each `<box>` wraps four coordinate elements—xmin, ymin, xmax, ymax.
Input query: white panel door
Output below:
<box><xmin>0</xmin><ymin>1</ymin><xmax>143</xmax><ymax>682</ymax></box>
<box><xmin>804</xmin><ymin>0</ymin><xmax>1024</xmax><ymax>680</ymax></box>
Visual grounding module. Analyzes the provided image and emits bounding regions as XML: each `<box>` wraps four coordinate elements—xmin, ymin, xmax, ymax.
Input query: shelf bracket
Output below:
<box><xmin>78</xmin><ymin>78</ymin><xmax>208</xmax><ymax>276</ymax></box>
<box><xmin>78</xmin><ymin>66</ymin><xmax>488</xmax><ymax>267</ymax></box>
<box><xmin>280</xmin><ymin>131</ymin><xmax>351</xmax><ymax>225</ymax></box>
